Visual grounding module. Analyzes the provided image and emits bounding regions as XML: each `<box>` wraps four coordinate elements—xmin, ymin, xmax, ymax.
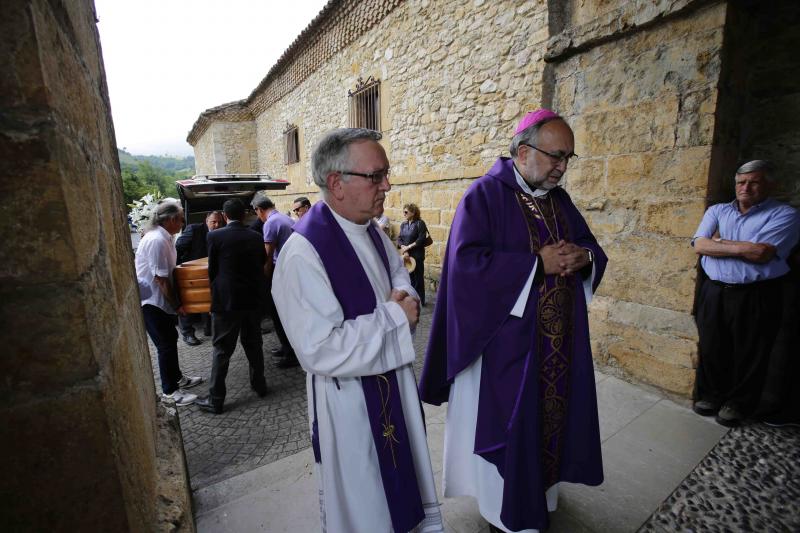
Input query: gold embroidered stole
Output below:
<box><xmin>515</xmin><ymin>190</ymin><xmax>576</xmax><ymax>486</ymax></box>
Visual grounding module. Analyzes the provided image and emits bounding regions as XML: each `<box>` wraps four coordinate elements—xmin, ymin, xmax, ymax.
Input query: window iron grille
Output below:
<box><xmin>348</xmin><ymin>76</ymin><xmax>380</xmax><ymax>132</ymax></box>
<box><xmin>284</xmin><ymin>124</ymin><xmax>299</xmax><ymax>165</ymax></box>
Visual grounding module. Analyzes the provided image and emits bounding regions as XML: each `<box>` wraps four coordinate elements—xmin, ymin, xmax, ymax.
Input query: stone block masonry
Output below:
<box><xmin>189</xmin><ymin>0</ymin><xmax>800</xmax><ymax>397</ymax></box>
<box><xmin>549</xmin><ymin>1</ymin><xmax>729</xmax><ymax>394</ymax></box>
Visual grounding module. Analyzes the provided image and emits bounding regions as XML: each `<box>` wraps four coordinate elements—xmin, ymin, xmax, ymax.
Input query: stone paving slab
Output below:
<box><xmin>194</xmin><ymin>448</ymin><xmax>319</xmax><ymax>532</ymax></box>
<box><xmin>193</xmin><ymin>369</ymin><xmax>730</xmax><ymax>533</ymax></box>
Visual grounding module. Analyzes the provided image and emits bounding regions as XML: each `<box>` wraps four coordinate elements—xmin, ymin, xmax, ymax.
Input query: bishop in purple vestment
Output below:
<box><xmin>419</xmin><ymin>110</ymin><xmax>608</xmax><ymax>532</ymax></box>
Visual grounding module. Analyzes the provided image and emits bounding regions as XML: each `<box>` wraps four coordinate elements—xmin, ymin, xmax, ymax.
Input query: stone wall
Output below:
<box><xmin>193</xmin><ymin>121</ymin><xmax>258</xmax><ymax>175</ymax></box>
<box><xmin>250</xmin><ymin>0</ymin><xmax>550</xmax><ymax>274</ymax></box>
<box><xmin>190</xmin><ymin>0</ymin><xmax>800</xmax><ymax>397</ymax></box>
<box><xmin>547</xmin><ymin>1</ymin><xmax>729</xmax><ymax>394</ymax></box>
<box><xmin>194</xmin><ymin>126</ymin><xmax>216</xmax><ymax>175</ymax></box>
<box><xmin>1</xmin><ymin>1</ymin><xmax>192</xmax><ymax>530</ymax></box>
<box><xmin>215</xmin><ymin>121</ymin><xmax>258</xmax><ymax>175</ymax></box>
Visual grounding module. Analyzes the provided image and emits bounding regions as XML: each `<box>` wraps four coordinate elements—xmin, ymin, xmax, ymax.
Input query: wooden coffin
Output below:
<box><xmin>175</xmin><ymin>257</ymin><xmax>211</xmax><ymax>313</ymax></box>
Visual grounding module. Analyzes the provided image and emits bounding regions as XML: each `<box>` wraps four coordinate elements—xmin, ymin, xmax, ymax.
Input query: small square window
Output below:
<box><xmin>284</xmin><ymin>124</ymin><xmax>299</xmax><ymax>165</ymax></box>
<box><xmin>348</xmin><ymin>77</ymin><xmax>380</xmax><ymax>132</ymax></box>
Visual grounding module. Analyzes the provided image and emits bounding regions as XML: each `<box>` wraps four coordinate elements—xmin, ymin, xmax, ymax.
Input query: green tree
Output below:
<box><xmin>118</xmin><ymin>149</ymin><xmax>196</xmax><ymax>208</ymax></box>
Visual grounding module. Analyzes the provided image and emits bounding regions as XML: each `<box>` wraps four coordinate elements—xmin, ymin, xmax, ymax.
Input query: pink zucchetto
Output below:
<box><xmin>514</xmin><ymin>109</ymin><xmax>561</xmax><ymax>134</ymax></box>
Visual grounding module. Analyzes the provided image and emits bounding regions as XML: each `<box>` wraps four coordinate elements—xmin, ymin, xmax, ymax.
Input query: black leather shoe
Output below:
<box><xmin>274</xmin><ymin>354</ymin><xmax>300</xmax><ymax>369</ymax></box>
<box><xmin>693</xmin><ymin>400</ymin><xmax>718</xmax><ymax>417</ymax></box>
<box><xmin>715</xmin><ymin>404</ymin><xmax>742</xmax><ymax>427</ymax></box>
<box><xmin>762</xmin><ymin>413</ymin><xmax>800</xmax><ymax>428</ymax></box>
<box><xmin>196</xmin><ymin>396</ymin><xmax>223</xmax><ymax>414</ymax></box>
<box><xmin>182</xmin><ymin>334</ymin><xmax>202</xmax><ymax>347</ymax></box>
<box><xmin>252</xmin><ymin>384</ymin><xmax>269</xmax><ymax>398</ymax></box>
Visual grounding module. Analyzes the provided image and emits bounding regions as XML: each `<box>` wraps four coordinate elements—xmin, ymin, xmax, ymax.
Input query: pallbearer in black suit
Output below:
<box><xmin>196</xmin><ymin>199</ymin><xmax>269</xmax><ymax>414</ymax></box>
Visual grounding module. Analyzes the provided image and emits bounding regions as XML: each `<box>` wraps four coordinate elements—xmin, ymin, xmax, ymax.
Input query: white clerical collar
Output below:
<box><xmin>326</xmin><ymin>202</ymin><xmax>371</xmax><ymax>235</ymax></box>
<box><xmin>513</xmin><ymin>164</ymin><xmax>550</xmax><ymax>198</ymax></box>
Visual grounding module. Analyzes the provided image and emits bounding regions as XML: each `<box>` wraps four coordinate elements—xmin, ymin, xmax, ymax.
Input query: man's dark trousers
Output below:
<box><xmin>179</xmin><ymin>313</ymin><xmax>211</xmax><ymax>337</ymax></box>
<box><xmin>208</xmin><ymin>310</ymin><xmax>266</xmax><ymax>403</ymax></box>
<box><xmin>142</xmin><ymin>304</ymin><xmax>181</xmax><ymax>394</ymax></box>
<box><xmin>694</xmin><ymin>277</ymin><xmax>783</xmax><ymax>412</ymax></box>
<box><xmin>758</xmin><ymin>274</ymin><xmax>800</xmax><ymax>420</ymax></box>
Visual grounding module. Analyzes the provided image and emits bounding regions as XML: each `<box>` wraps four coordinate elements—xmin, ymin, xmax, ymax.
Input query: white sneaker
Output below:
<box><xmin>177</xmin><ymin>375</ymin><xmax>203</xmax><ymax>389</ymax></box>
<box><xmin>162</xmin><ymin>389</ymin><xmax>198</xmax><ymax>406</ymax></box>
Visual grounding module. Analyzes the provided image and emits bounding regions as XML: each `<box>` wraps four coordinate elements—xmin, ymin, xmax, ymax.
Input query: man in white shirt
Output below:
<box><xmin>135</xmin><ymin>199</ymin><xmax>203</xmax><ymax>406</ymax></box>
<box><xmin>272</xmin><ymin>128</ymin><xmax>443</xmax><ymax>533</ymax></box>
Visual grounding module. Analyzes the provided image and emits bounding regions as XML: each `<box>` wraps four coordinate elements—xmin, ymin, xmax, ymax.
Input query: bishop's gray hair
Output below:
<box><xmin>509</xmin><ymin>116</ymin><xmax>562</xmax><ymax>158</ymax></box>
<box><xmin>146</xmin><ymin>198</ymin><xmax>182</xmax><ymax>232</ymax></box>
<box><xmin>735</xmin><ymin>160</ymin><xmax>776</xmax><ymax>182</ymax></box>
<box><xmin>311</xmin><ymin>128</ymin><xmax>383</xmax><ymax>196</ymax></box>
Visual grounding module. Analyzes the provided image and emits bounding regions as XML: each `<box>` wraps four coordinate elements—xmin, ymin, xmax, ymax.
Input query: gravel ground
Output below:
<box><xmin>639</xmin><ymin>423</ymin><xmax>800</xmax><ymax>532</ymax></box>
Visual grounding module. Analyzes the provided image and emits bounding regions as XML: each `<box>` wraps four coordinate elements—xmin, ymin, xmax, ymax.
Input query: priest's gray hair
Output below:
<box><xmin>146</xmin><ymin>198</ymin><xmax>182</xmax><ymax>232</ymax></box>
<box><xmin>735</xmin><ymin>160</ymin><xmax>776</xmax><ymax>182</ymax></box>
<box><xmin>311</xmin><ymin>128</ymin><xmax>383</xmax><ymax>197</ymax></box>
<box><xmin>509</xmin><ymin>116</ymin><xmax>562</xmax><ymax>158</ymax></box>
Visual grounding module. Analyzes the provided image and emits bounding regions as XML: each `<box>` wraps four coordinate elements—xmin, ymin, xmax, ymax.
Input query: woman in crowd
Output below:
<box><xmin>397</xmin><ymin>203</ymin><xmax>428</xmax><ymax>306</ymax></box>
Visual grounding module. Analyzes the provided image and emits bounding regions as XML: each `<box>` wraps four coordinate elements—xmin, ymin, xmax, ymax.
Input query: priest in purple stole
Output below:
<box><xmin>272</xmin><ymin>128</ymin><xmax>444</xmax><ymax>533</ymax></box>
<box><xmin>419</xmin><ymin>110</ymin><xmax>607</xmax><ymax>533</ymax></box>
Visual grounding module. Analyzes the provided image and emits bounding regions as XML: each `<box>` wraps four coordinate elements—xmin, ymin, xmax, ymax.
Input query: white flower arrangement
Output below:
<box><xmin>128</xmin><ymin>190</ymin><xmax>161</xmax><ymax>235</ymax></box>
<box><xmin>127</xmin><ymin>190</ymin><xmax>163</xmax><ymax>235</ymax></box>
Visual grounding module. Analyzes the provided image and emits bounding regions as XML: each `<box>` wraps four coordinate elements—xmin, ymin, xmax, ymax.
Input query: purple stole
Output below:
<box><xmin>294</xmin><ymin>202</ymin><xmax>425</xmax><ymax>533</ymax></box>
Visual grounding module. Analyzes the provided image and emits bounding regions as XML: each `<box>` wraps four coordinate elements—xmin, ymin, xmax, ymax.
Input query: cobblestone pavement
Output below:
<box><xmin>640</xmin><ymin>423</ymin><xmax>800</xmax><ymax>532</ymax></box>
<box><xmin>150</xmin><ymin>306</ymin><xmax>434</xmax><ymax>490</ymax></box>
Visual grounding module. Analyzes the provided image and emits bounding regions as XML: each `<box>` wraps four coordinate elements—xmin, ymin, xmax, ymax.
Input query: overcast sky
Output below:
<box><xmin>95</xmin><ymin>0</ymin><xmax>329</xmax><ymax>157</ymax></box>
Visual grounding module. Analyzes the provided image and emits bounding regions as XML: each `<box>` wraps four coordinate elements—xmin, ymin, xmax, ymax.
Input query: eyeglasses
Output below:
<box><xmin>521</xmin><ymin>143</ymin><xmax>578</xmax><ymax>164</ymax></box>
<box><xmin>339</xmin><ymin>168</ymin><xmax>391</xmax><ymax>184</ymax></box>
<box><xmin>292</xmin><ymin>206</ymin><xmax>307</xmax><ymax>214</ymax></box>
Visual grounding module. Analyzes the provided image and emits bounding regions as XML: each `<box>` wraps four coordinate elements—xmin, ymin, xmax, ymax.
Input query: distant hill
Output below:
<box><xmin>118</xmin><ymin>149</ymin><xmax>137</xmax><ymax>166</ymax></box>
<box><xmin>118</xmin><ymin>148</ymin><xmax>195</xmax><ymax>173</ymax></box>
<box><xmin>118</xmin><ymin>148</ymin><xmax>196</xmax><ymax>208</ymax></box>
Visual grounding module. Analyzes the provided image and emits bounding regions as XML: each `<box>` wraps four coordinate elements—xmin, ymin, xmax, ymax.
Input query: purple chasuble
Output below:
<box><xmin>419</xmin><ymin>157</ymin><xmax>607</xmax><ymax>531</ymax></box>
<box><xmin>294</xmin><ymin>202</ymin><xmax>425</xmax><ymax>533</ymax></box>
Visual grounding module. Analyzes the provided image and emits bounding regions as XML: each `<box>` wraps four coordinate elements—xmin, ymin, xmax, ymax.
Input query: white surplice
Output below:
<box><xmin>272</xmin><ymin>207</ymin><xmax>443</xmax><ymax>533</ymax></box>
<box><xmin>441</xmin><ymin>170</ymin><xmax>595</xmax><ymax>533</ymax></box>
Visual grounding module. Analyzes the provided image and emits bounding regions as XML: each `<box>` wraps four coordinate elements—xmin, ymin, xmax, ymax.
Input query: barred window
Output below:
<box><xmin>284</xmin><ymin>124</ymin><xmax>299</xmax><ymax>165</ymax></box>
<box><xmin>348</xmin><ymin>77</ymin><xmax>380</xmax><ymax>132</ymax></box>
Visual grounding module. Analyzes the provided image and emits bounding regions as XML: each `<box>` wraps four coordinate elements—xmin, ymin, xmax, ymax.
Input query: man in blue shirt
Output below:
<box><xmin>692</xmin><ymin>160</ymin><xmax>800</xmax><ymax>427</ymax></box>
<box><xmin>253</xmin><ymin>195</ymin><xmax>298</xmax><ymax>368</ymax></box>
